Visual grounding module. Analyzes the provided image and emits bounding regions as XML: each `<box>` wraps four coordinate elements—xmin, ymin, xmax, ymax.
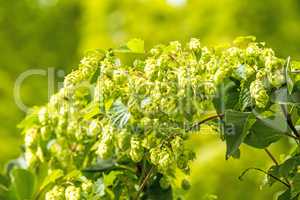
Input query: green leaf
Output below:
<box><xmin>64</xmin><ymin>170</ymin><xmax>81</xmax><ymax>181</ymax></box>
<box><xmin>238</xmin><ymin>84</ymin><xmax>252</xmax><ymax>111</ymax></box>
<box><xmin>267</xmin><ymin>165</ymin><xmax>280</xmax><ymax>186</ymax></box>
<box><xmin>17</xmin><ymin>107</ymin><xmax>39</xmax><ymax>131</ymax></box>
<box><xmin>267</xmin><ymin>156</ymin><xmax>300</xmax><ymax>187</ymax></box>
<box><xmin>84</xmin><ymin>102</ymin><xmax>101</xmax><ymax>120</ymax></box>
<box><xmin>0</xmin><ymin>184</ymin><xmax>10</xmax><ymax>200</ymax></box>
<box><xmin>224</xmin><ymin>110</ymin><xmax>256</xmax><ymax>159</ymax></box>
<box><xmin>10</xmin><ymin>169</ymin><xmax>36</xmax><ymax>200</ymax></box>
<box><xmin>94</xmin><ymin>178</ymin><xmax>106</xmax><ymax>197</ymax></box>
<box><xmin>113</xmin><ymin>39</ymin><xmax>145</xmax><ymax>66</ymax></box>
<box><xmin>244</xmin><ymin>114</ymin><xmax>287</xmax><ymax>148</ymax></box>
<box><xmin>213</xmin><ymin>79</ymin><xmax>239</xmax><ymax>114</ymax></box>
<box><xmin>233</xmin><ymin>36</ymin><xmax>256</xmax><ymax>47</ymax></box>
<box><xmin>83</xmin><ymin>159</ymin><xmax>117</xmax><ymax>173</ymax></box>
<box><xmin>110</xmin><ymin>99</ymin><xmax>131</xmax><ymax>128</ymax></box>
<box><xmin>271</xmin><ymin>87</ymin><xmax>300</xmax><ymax>105</ymax></box>
<box><xmin>288</xmin><ymin>60</ymin><xmax>300</xmax><ymax>94</ymax></box>
<box><xmin>277</xmin><ymin>189</ymin><xmax>298</xmax><ymax>200</ymax></box>
<box><xmin>279</xmin><ymin>157</ymin><xmax>299</xmax><ymax>178</ymax></box>
<box><xmin>0</xmin><ymin>174</ymin><xmax>10</xmax><ymax>187</ymax></box>
<box><xmin>103</xmin><ymin>171</ymin><xmax>122</xmax><ymax>186</ymax></box>
<box><xmin>90</xmin><ymin>67</ymin><xmax>101</xmax><ymax>84</ymax></box>
<box><xmin>291</xmin><ymin>174</ymin><xmax>300</xmax><ymax>198</ymax></box>
<box><xmin>39</xmin><ymin>169</ymin><xmax>63</xmax><ymax>192</ymax></box>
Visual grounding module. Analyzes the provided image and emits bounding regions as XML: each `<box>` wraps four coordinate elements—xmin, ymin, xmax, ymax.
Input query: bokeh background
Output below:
<box><xmin>1</xmin><ymin>0</ymin><xmax>300</xmax><ymax>199</ymax></box>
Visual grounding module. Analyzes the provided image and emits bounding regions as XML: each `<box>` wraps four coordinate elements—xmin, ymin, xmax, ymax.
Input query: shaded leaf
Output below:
<box><xmin>104</xmin><ymin>171</ymin><xmax>123</xmax><ymax>187</ymax></box>
<box><xmin>39</xmin><ymin>169</ymin><xmax>63</xmax><ymax>192</ymax></box>
<box><xmin>267</xmin><ymin>165</ymin><xmax>280</xmax><ymax>186</ymax></box>
<box><xmin>271</xmin><ymin>87</ymin><xmax>300</xmax><ymax>105</ymax></box>
<box><xmin>10</xmin><ymin>169</ymin><xmax>36</xmax><ymax>200</ymax></box>
<box><xmin>291</xmin><ymin>174</ymin><xmax>300</xmax><ymax>198</ymax></box>
<box><xmin>277</xmin><ymin>189</ymin><xmax>298</xmax><ymax>200</ymax></box>
<box><xmin>244</xmin><ymin>114</ymin><xmax>287</xmax><ymax>148</ymax></box>
<box><xmin>83</xmin><ymin>159</ymin><xmax>117</xmax><ymax>173</ymax></box>
<box><xmin>224</xmin><ymin>110</ymin><xmax>256</xmax><ymax>159</ymax></box>
<box><xmin>213</xmin><ymin>79</ymin><xmax>239</xmax><ymax>114</ymax></box>
<box><xmin>84</xmin><ymin>102</ymin><xmax>101</xmax><ymax>120</ymax></box>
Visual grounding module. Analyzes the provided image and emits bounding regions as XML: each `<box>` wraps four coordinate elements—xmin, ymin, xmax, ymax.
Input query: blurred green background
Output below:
<box><xmin>0</xmin><ymin>0</ymin><xmax>300</xmax><ymax>199</ymax></box>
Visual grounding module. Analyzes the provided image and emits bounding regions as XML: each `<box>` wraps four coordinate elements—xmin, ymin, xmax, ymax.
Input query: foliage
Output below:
<box><xmin>1</xmin><ymin>36</ymin><xmax>300</xmax><ymax>199</ymax></box>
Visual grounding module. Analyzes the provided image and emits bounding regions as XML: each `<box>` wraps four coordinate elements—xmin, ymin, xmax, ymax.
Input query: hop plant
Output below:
<box><xmin>16</xmin><ymin>37</ymin><xmax>293</xmax><ymax>199</ymax></box>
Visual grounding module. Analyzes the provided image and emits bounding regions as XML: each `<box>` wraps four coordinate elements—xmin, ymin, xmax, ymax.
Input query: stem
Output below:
<box><xmin>280</xmin><ymin>104</ymin><xmax>300</xmax><ymax>140</ymax></box>
<box><xmin>264</xmin><ymin>149</ymin><xmax>291</xmax><ymax>187</ymax></box>
<box><xmin>187</xmin><ymin>114</ymin><xmax>224</xmax><ymax>132</ymax></box>
<box><xmin>285</xmin><ymin>133</ymin><xmax>299</xmax><ymax>140</ymax></box>
<box><xmin>264</xmin><ymin>149</ymin><xmax>279</xmax><ymax>166</ymax></box>
<box><xmin>138</xmin><ymin>159</ymin><xmax>147</xmax><ymax>185</ymax></box>
<box><xmin>185</xmin><ymin>112</ymin><xmax>299</xmax><ymax>146</ymax></box>
<box><xmin>168</xmin><ymin>54</ymin><xmax>180</xmax><ymax>65</ymax></box>
<box><xmin>135</xmin><ymin>166</ymin><xmax>154</xmax><ymax>200</ymax></box>
<box><xmin>239</xmin><ymin>167</ymin><xmax>290</xmax><ymax>188</ymax></box>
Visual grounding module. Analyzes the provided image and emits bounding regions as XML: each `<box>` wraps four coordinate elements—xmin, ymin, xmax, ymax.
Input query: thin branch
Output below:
<box><xmin>135</xmin><ymin>166</ymin><xmax>154</xmax><ymax>200</ymax></box>
<box><xmin>264</xmin><ymin>149</ymin><xmax>279</xmax><ymax>166</ymax></box>
<box><xmin>186</xmin><ymin>112</ymin><xmax>298</xmax><ymax>142</ymax></box>
<box><xmin>280</xmin><ymin>104</ymin><xmax>300</xmax><ymax>140</ymax></box>
<box><xmin>285</xmin><ymin>132</ymin><xmax>299</xmax><ymax>140</ymax></box>
<box><xmin>186</xmin><ymin>114</ymin><xmax>224</xmax><ymax>132</ymax></box>
<box><xmin>264</xmin><ymin>149</ymin><xmax>291</xmax><ymax>187</ymax></box>
<box><xmin>168</xmin><ymin>54</ymin><xmax>180</xmax><ymax>65</ymax></box>
<box><xmin>239</xmin><ymin>167</ymin><xmax>290</xmax><ymax>188</ymax></box>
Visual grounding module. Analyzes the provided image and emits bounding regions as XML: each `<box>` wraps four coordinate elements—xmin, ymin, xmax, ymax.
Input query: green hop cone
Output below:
<box><xmin>157</xmin><ymin>149</ymin><xmax>173</xmax><ymax>172</ymax></box>
<box><xmin>171</xmin><ymin>136</ymin><xmax>184</xmax><ymax>155</ymax></box>
<box><xmin>129</xmin><ymin>135</ymin><xmax>144</xmax><ymax>162</ymax></box>
<box><xmin>48</xmin><ymin>140</ymin><xmax>62</xmax><ymax>155</ymax></box>
<box><xmin>24</xmin><ymin>127</ymin><xmax>39</xmax><ymax>149</ymax></box>
<box><xmin>40</xmin><ymin>126</ymin><xmax>52</xmax><ymax>140</ymax></box>
<box><xmin>25</xmin><ymin>149</ymin><xmax>38</xmax><ymax>167</ymax></box>
<box><xmin>96</xmin><ymin>142</ymin><xmax>114</xmax><ymax>160</ymax></box>
<box><xmin>268</xmin><ymin>69</ymin><xmax>285</xmax><ymax>88</ymax></box>
<box><xmin>117</xmin><ymin>130</ymin><xmax>131</xmax><ymax>151</ymax></box>
<box><xmin>45</xmin><ymin>186</ymin><xmax>65</xmax><ymax>200</ymax></box>
<box><xmin>177</xmin><ymin>153</ymin><xmax>189</xmax><ymax>170</ymax></box>
<box><xmin>188</xmin><ymin>38</ymin><xmax>201</xmax><ymax>51</ymax></box>
<box><xmin>214</xmin><ymin>68</ymin><xmax>229</xmax><ymax>85</ymax></box>
<box><xmin>36</xmin><ymin>147</ymin><xmax>45</xmax><ymax>162</ymax></box>
<box><xmin>159</xmin><ymin>176</ymin><xmax>171</xmax><ymax>190</ymax></box>
<box><xmin>250</xmin><ymin>80</ymin><xmax>269</xmax><ymax>108</ymax></box>
<box><xmin>81</xmin><ymin>179</ymin><xmax>94</xmax><ymax>194</ymax></box>
<box><xmin>181</xmin><ymin>179</ymin><xmax>191</xmax><ymax>190</ymax></box>
<box><xmin>150</xmin><ymin>147</ymin><xmax>161</xmax><ymax>165</ymax></box>
<box><xmin>88</xmin><ymin>119</ymin><xmax>101</xmax><ymax>137</ymax></box>
<box><xmin>38</xmin><ymin>107</ymin><xmax>49</xmax><ymax>125</ymax></box>
<box><xmin>65</xmin><ymin>185</ymin><xmax>81</xmax><ymax>200</ymax></box>
<box><xmin>96</xmin><ymin>127</ymin><xmax>115</xmax><ymax>159</ymax></box>
<box><xmin>142</xmin><ymin>132</ymin><xmax>157</xmax><ymax>149</ymax></box>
